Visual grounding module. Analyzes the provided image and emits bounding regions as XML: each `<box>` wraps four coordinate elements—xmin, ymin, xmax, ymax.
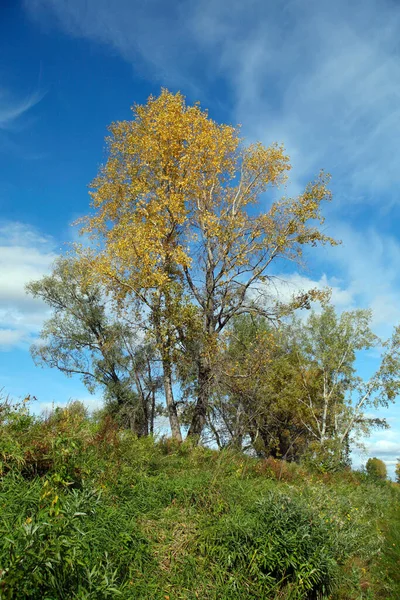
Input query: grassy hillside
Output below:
<box><xmin>0</xmin><ymin>401</ymin><xmax>399</xmax><ymax>599</ymax></box>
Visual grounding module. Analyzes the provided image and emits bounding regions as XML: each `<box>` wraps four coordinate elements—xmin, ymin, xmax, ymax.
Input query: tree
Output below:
<box><xmin>212</xmin><ymin>306</ymin><xmax>400</xmax><ymax>466</ymax></box>
<box><xmin>366</xmin><ymin>457</ymin><xmax>387</xmax><ymax>481</ymax></box>
<box><xmin>208</xmin><ymin>314</ymin><xmax>336</xmax><ymax>460</ymax></box>
<box><xmin>205</xmin><ymin>315</ymin><xmax>306</xmax><ymax>458</ymax></box>
<box><xmin>203</xmin><ymin>314</ymin><xmax>275</xmax><ymax>451</ymax></box>
<box><xmin>26</xmin><ymin>257</ymin><xmax>162</xmax><ymax>436</ymax></box>
<box><xmin>288</xmin><ymin>304</ymin><xmax>400</xmax><ymax>456</ymax></box>
<box><xmin>81</xmin><ymin>89</ymin><xmax>337</xmax><ymax>440</ymax></box>
<box><xmin>395</xmin><ymin>459</ymin><xmax>400</xmax><ymax>484</ymax></box>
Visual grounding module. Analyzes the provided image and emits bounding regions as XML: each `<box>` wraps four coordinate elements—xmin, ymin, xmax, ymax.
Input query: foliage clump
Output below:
<box><xmin>366</xmin><ymin>457</ymin><xmax>387</xmax><ymax>481</ymax></box>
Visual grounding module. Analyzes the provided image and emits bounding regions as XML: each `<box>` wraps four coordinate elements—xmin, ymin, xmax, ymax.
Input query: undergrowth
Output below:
<box><xmin>0</xmin><ymin>398</ymin><xmax>399</xmax><ymax>599</ymax></box>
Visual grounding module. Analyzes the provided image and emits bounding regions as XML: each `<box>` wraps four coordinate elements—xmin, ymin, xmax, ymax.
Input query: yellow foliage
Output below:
<box><xmin>79</xmin><ymin>89</ymin><xmax>337</xmax><ymax>362</ymax></box>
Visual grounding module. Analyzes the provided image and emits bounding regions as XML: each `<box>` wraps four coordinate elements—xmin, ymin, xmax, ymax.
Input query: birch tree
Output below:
<box><xmin>290</xmin><ymin>304</ymin><xmax>400</xmax><ymax>451</ymax></box>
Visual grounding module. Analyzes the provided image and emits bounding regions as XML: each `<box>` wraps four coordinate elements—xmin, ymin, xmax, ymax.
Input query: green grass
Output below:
<box><xmin>0</xmin><ymin>405</ymin><xmax>399</xmax><ymax>599</ymax></box>
<box><xmin>370</xmin><ymin>486</ymin><xmax>400</xmax><ymax>600</ymax></box>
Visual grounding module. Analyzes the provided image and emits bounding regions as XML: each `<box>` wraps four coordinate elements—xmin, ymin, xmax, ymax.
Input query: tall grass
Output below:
<box><xmin>0</xmin><ymin>397</ymin><xmax>398</xmax><ymax>598</ymax></box>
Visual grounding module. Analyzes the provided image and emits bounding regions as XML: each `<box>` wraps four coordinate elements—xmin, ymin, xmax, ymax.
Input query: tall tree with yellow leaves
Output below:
<box><xmin>82</xmin><ymin>89</ymin><xmax>337</xmax><ymax>439</ymax></box>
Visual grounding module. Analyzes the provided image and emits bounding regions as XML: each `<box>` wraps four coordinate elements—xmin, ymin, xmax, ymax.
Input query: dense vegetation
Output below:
<box><xmin>0</xmin><ymin>398</ymin><xmax>399</xmax><ymax>599</ymax></box>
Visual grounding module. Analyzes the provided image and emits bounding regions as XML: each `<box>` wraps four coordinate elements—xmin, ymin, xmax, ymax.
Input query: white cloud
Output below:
<box><xmin>0</xmin><ymin>222</ymin><xmax>57</xmax><ymax>349</ymax></box>
<box><xmin>267</xmin><ymin>222</ymin><xmax>400</xmax><ymax>338</ymax></box>
<box><xmin>351</xmin><ymin>418</ymin><xmax>400</xmax><ymax>479</ymax></box>
<box><xmin>189</xmin><ymin>0</ymin><xmax>400</xmax><ymax>198</ymax></box>
<box><xmin>0</xmin><ymin>329</ymin><xmax>27</xmax><ymax>348</ymax></box>
<box><xmin>366</xmin><ymin>439</ymin><xmax>400</xmax><ymax>457</ymax></box>
<box><xmin>36</xmin><ymin>395</ymin><xmax>104</xmax><ymax>415</ymax></box>
<box><xmin>316</xmin><ymin>223</ymin><xmax>400</xmax><ymax>337</ymax></box>
<box><xmin>263</xmin><ymin>272</ymin><xmax>354</xmax><ymax>311</ymax></box>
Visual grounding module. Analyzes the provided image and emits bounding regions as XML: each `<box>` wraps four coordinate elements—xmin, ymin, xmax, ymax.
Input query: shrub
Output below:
<box><xmin>0</xmin><ymin>475</ymin><xmax>153</xmax><ymax>599</ymax></box>
<box><xmin>0</xmin><ymin>395</ymin><xmax>36</xmax><ymax>474</ymax></box>
<box><xmin>0</xmin><ymin>397</ymin><xmax>102</xmax><ymax>485</ymax></box>
<box><xmin>366</xmin><ymin>457</ymin><xmax>387</xmax><ymax>481</ymax></box>
<box><xmin>301</xmin><ymin>440</ymin><xmax>350</xmax><ymax>474</ymax></box>
<box><xmin>198</xmin><ymin>490</ymin><xmax>342</xmax><ymax>599</ymax></box>
<box><xmin>254</xmin><ymin>456</ymin><xmax>303</xmax><ymax>482</ymax></box>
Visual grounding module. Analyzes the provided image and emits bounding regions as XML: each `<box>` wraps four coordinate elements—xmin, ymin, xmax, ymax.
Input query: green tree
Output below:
<box><xmin>366</xmin><ymin>457</ymin><xmax>387</xmax><ymax>481</ymax></box>
<box><xmin>208</xmin><ymin>315</ymin><xmax>308</xmax><ymax>459</ymax></box>
<box><xmin>26</xmin><ymin>257</ymin><xmax>162</xmax><ymax>435</ymax></box>
<box><xmin>288</xmin><ymin>304</ymin><xmax>400</xmax><ymax>456</ymax></box>
<box><xmin>210</xmin><ymin>306</ymin><xmax>400</xmax><ymax>465</ymax></box>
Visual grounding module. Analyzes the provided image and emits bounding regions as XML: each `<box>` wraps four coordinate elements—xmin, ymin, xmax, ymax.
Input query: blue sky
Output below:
<box><xmin>2</xmin><ymin>0</ymin><xmax>400</xmax><ymax>473</ymax></box>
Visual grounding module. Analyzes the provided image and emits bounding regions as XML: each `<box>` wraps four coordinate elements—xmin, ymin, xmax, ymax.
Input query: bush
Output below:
<box><xmin>0</xmin><ymin>397</ymin><xmax>103</xmax><ymax>486</ymax></box>
<box><xmin>198</xmin><ymin>490</ymin><xmax>342</xmax><ymax>599</ymax></box>
<box><xmin>254</xmin><ymin>456</ymin><xmax>305</xmax><ymax>482</ymax></box>
<box><xmin>0</xmin><ymin>474</ymin><xmax>153</xmax><ymax>598</ymax></box>
<box><xmin>366</xmin><ymin>457</ymin><xmax>387</xmax><ymax>481</ymax></box>
<box><xmin>301</xmin><ymin>440</ymin><xmax>350</xmax><ymax>474</ymax></box>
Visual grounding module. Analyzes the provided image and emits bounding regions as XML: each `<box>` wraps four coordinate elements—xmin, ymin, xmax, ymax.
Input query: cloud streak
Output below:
<box><xmin>0</xmin><ymin>89</ymin><xmax>44</xmax><ymax>131</ymax></box>
<box><xmin>0</xmin><ymin>85</ymin><xmax>45</xmax><ymax>159</ymax></box>
<box><xmin>314</xmin><ymin>221</ymin><xmax>400</xmax><ymax>337</ymax></box>
<box><xmin>26</xmin><ymin>0</ymin><xmax>400</xmax><ymax>198</ymax></box>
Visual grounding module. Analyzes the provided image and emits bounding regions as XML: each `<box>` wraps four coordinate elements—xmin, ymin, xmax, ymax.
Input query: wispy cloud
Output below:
<box><xmin>0</xmin><ymin>89</ymin><xmax>44</xmax><ymax>131</ymax></box>
<box><xmin>26</xmin><ymin>0</ymin><xmax>400</xmax><ymax>198</ymax></box>
<box><xmin>25</xmin><ymin>0</ymin><xmax>199</xmax><ymax>86</ymax></box>
<box><xmin>0</xmin><ymin>86</ymin><xmax>45</xmax><ymax>158</ymax></box>
<box><xmin>265</xmin><ymin>220</ymin><xmax>400</xmax><ymax>342</ymax></box>
<box><xmin>315</xmin><ymin>222</ymin><xmax>400</xmax><ymax>336</ymax></box>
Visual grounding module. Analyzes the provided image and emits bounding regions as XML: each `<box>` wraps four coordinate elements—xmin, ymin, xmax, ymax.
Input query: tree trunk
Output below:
<box><xmin>147</xmin><ymin>357</ymin><xmax>156</xmax><ymax>435</ymax></box>
<box><xmin>248</xmin><ymin>425</ymin><xmax>266</xmax><ymax>458</ymax></box>
<box><xmin>150</xmin><ymin>389</ymin><xmax>156</xmax><ymax>435</ymax></box>
<box><xmin>188</xmin><ymin>357</ymin><xmax>212</xmax><ymax>439</ymax></box>
<box><xmin>187</xmin><ymin>255</ymin><xmax>216</xmax><ymax>440</ymax></box>
<box><xmin>162</xmin><ymin>356</ymin><xmax>182</xmax><ymax>442</ymax></box>
<box><xmin>232</xmin><ymin>401</ymin><xmax>244</xmax><ymax>451</ymax></box>
<box><xmin>320</xmin><ymin>372</ymin><xmax>329</xmax><ymax>444</ymax></box>
<box><xmin>140</xmin><ymin>400</ymin><xmax>149</xmax><ymax>437</ymax></box>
